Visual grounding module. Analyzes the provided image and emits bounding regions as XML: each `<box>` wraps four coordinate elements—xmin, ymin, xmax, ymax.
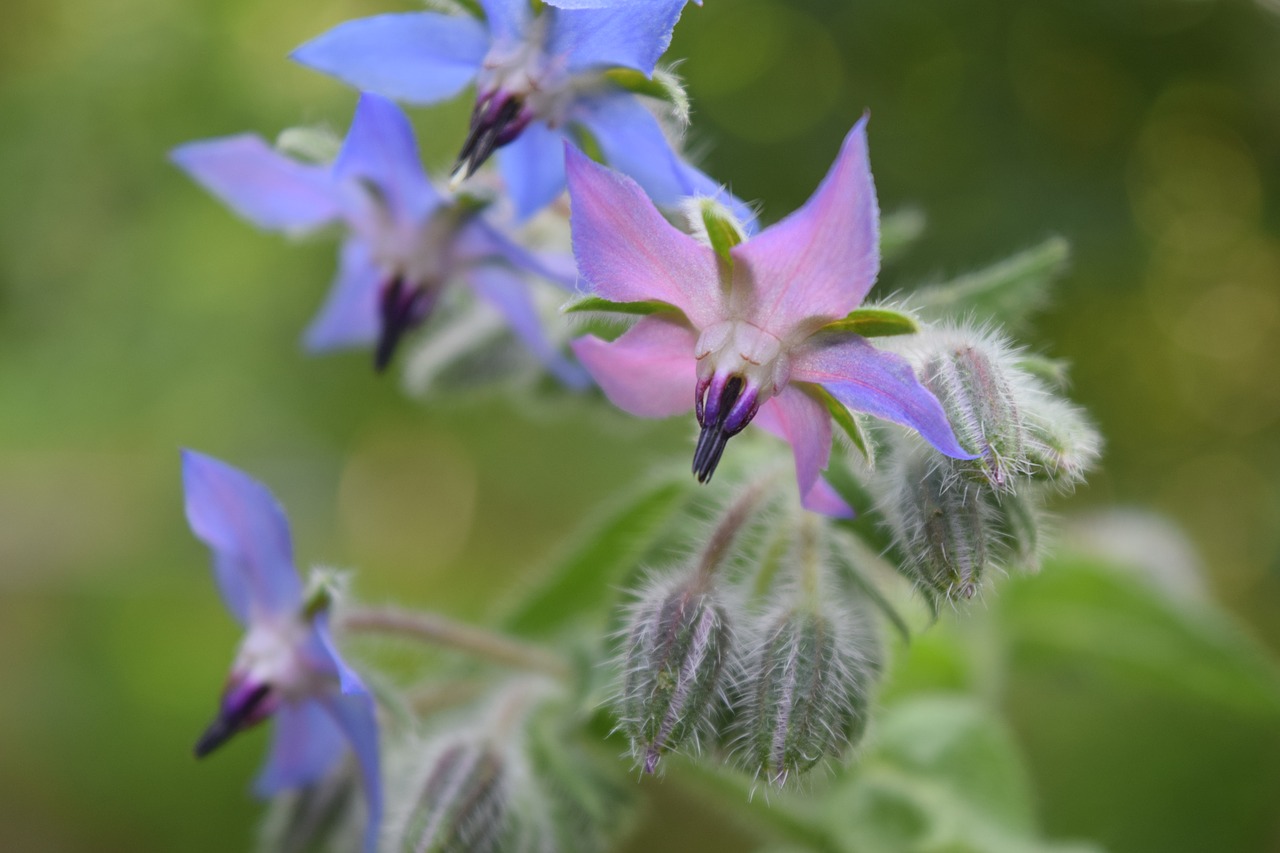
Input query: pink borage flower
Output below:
<box><xmin>566</xmin><ymin>117</ymin><xmax>973</xmax><ymax>516</ymax></box>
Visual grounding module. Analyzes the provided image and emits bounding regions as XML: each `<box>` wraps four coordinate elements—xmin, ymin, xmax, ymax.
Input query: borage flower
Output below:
<box><xmin>172</xmin><ymin>93</ymin><xmax>584</xmax><ymax>379</ymax></box>
<box><xmin>182</xmin><ymin>450</ymin><xmax>381</xmax><ymax>852</ymax></box>
<box><xmin>566</xmin><ymin>118</ymin><xmax>973</xmax><ymax>517</ymax></box>
<box><xmin>292</xmin><ymin>0</ymin><xmax>738</xmax><ymax>221</ymax></box>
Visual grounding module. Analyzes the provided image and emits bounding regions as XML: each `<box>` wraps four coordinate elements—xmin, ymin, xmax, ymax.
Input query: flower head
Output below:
<box><xmin>182</xmin><ymin>450</ymin><xmax>382</xmax><ymax>853</ymax></box>
<box><xmin>566</xmin><ymin>117</ymin><xmax>974</xmax><ymax>516</ymax></box>
<box><xmin>171</xmin><ymin>93</ymin><xmax>584</xmax><ymax>381</ymax></box>
<box><xmin>292</xmin><ymin>0</ymin><xmax>742</xmax><ymax>221</ymax></box>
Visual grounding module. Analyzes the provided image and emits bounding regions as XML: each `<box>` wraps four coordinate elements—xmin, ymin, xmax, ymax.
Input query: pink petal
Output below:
<box><xmin>732</xmin><ymin>116</ymin><xmax>879</xmax><ymax>339</ymax></box>
<box><xmin>566</xmin><ymin>145</ymin><xmax>723</xmax><ymax>329</ymax></box>
<box><xmin>571</xmin><ymin>316</ymin><xmax>697</xmax><ymax>418</ymax></box>
<box><xmin>753</xmin><ymin>387</ymin><xmax>854</xmax><ymax>518</ymax></box>
<box><xmin>790</xmin><ymin>333</ymin><xmax>973</xmax><ymax>459</ymax></box>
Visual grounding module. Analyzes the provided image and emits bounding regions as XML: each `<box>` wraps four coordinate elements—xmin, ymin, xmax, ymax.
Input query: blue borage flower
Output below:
<box><xmin>172</xmin><ymin>93</ymin><xmax>587</xmax><ymax>379</ymax></box>
<box><xmin>182</xmin><ymin>450</ymin><xmax>382</xmax><ymax>853</ymax></box>
<box><xmin>292</xmin><ymin>0</ymin><xmax>746</xmax><ymax>222</ymax></box>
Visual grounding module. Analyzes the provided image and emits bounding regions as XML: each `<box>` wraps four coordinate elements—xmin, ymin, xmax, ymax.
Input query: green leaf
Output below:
<box><xmin>1000</xmin><ymin>557</ymin><xmax>1280</xmax><ymax>717</ymax></box>
<box><xmin>499</xmin><ymin>476</ymin><xmax>693</xmax><ymax>638</ymax></box>
<box><xmin>819</xmin><ymin>307</ymin><xmax>920</xmax><ymax>338</ymax></box>
<box><xmin>829</xmin><ymin>528</ymin><xmax>913</xmax><ymax>644</ymax></box>
<box><xmin>916</xmin><ymin>237</ymin><xmax>1070</xmax><ymax>328</ymax></box>
<box><xmin>824</xmin><ymin>696</ymin><xmax>1102</xmax><ymax>853</ymax></box>
<box><xmin>562</xmin><ymin>295</ymin><xmax>682</xmax><ymax>317</ymax></box>
<box><xmin>803</xmin><ymin>384</ymin><xmax>875</xmax><ymax>462</ymax></box>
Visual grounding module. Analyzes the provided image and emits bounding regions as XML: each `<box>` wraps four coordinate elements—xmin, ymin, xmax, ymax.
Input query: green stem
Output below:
<box><xmin>340</xmin><ymin>605</ymin><xmax>570</xmax><ymax>680</ymax></box>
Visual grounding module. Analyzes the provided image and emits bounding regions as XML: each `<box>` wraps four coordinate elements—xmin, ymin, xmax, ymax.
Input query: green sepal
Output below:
<box><xmin>500</xmin><ymin>475</ymin><xmax>692</xmax><ymax>638</ymax></box>
<box><xmin>694</xmin><ymin>197</ymin><xmax>746</xmax><ymax>266</ymax></box>
<box><xmin>603</xmin><ymin>67</ymin><xmax>690</xmax><ymax>125</ymax></box>
<box><xmin>568</xmin><ymin>123</ymin><xmax>606</xmax><ymax>164</ymax></box>
<box><xmin>819</xmin><ymin>307</ymin><xmax>920</xmax><ymax>339</ymax></box>
<box><xmin>562</xmin><ymin>295</ymin><xmax>682</xmax><ymax>317</ymax></box>
<box><xmin>803</xmin><ymin>384</ymin><xmax>875</xmax><ymax>464</ymax></box>
<box><xmin>275</xmin><ymin>126</ymin><xmax>342</xmax><ymax>165</ymax></box>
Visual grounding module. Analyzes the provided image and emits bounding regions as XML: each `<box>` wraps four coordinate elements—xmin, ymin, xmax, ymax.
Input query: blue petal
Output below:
<box><xmin>319</xmin><ymin>692</ymin><xmax>383</xmax><ymax>853</ymax></box>
<box><xmin>477</xmin><ymin>0</ymin><xmax>529</xmax><ymax>42</ymax></box>
<box><xmin>292</xmin><ymin>13</ymin><xmax>488</xmax><ymax>105</ymax></box>
<box><xmin>466</xmin><ymin>263</ymin><xmax>592</xmax><ymax>388</ymax></box>
<box><xmin>334</xmin><ymin>93</ymin><xmax>441</xmax><ymax>224</ymax></box>
<box><xmin>304</xmin><ymin>240</ymin><xmax>384</xmax><ymax>353</ymax></box>
<box><xmin>456</xmin><ymin>218</ymin><xmax>578</xmax><ymax>290</ymax></box>
<box><xmin>170</xmin><ymin>135</ymin><xmax>340</xmax><ymax>232</ymax></box>
<box><xmin>311</xmin><ymin>615</ymin><xmax>369</xmax><ymax>696</ymax></box>
<box><xmin>181</xmin><ymin>450</ymin><xmax>302</xmax><ymax>623</ymax></box>
<box><xmin>496</xmin><ymin>121</ymin><xmax>569</xmax><ymax>220</ymax></box>
<box><xmin>253</xmin><ymin>700</ymin><xmax>346</xmax><ymax>797</ymax></box>
<box><xmin>791</xmin><ymin>336</ymin><xmax>977</xmax><ymax>460</ymax></box>
<box><xmin>547</xmin><ymin>0</ymin><xmax>687</xmax><ymax>75</ymax></box>
<box><xmin>574</xmin><ymin>94</ymin><xmax>757</xmax><ymax>230</ymax></box>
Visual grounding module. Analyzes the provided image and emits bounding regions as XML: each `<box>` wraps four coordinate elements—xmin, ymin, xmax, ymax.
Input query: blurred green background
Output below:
<box><xmin>2</xmin><ymin>0</ymin><xmax>1279</xmax><ymax>850</ymax></box>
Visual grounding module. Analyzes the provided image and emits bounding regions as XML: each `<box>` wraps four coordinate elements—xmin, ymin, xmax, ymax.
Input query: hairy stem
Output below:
<box><xmin>695</xmin><ymin>477</ymin><xmax>773</xmax><ymax>585</ymax></box>
<box><xmin>341</xmin><ymin>605</ymin><xmax>570</xmax><ymax>680</ymax></box>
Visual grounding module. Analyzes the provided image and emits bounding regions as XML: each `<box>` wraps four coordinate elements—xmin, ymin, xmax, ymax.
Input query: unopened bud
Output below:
<box><xmin>618</xmin><ymin>574</ymin><xmax>732</xmax><ymax>773</ymax></box>
<box><xmin>884</xmin><ymin>445</ymin><xmax>993</xmax><ymax>603</ymax></box>
<box><xmin>1023</xmin><ymin>396</ymin><xmax>1101</xmax><ymax>490</ymax></box>
<box><xmin>993</xmin><ymin>488</ymin><xmax>1043</xmax><ymax>573</ymax></box>
<box><xmin>400</xmin><ymin>735</ymin><xmax>509</xmax><ymax>853</ymax></box>
<box><xmin>922</xmin><ymin>335</ymin><xmax>1026</xmax><ymax>492</ymax></box>
<box><xmin>258</xmin><ymin>760</ymin><xmax>363</xmax><ymax>853</ymax></box>
<box><xmin>734</xmin><ymin>603</ymin><xmax>881</xmax><ymax>786</ymax></box>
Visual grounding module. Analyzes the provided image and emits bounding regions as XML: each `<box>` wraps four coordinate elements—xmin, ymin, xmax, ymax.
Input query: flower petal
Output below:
<box><xmin>253</xmin><ymin>699</ymin><xmax>346</xmax><ymax>797</ymax></box>
<box><xmin>547</xmin><ymin>0</ymin><xmax>687</xmax><ymax>75</ymax></box>
<box><xmin>790</xmin><ymin>333</ymin><xmax>974</xmax><ymax>459</ymax></box>
<box><xmin>182</xmin><ymin>450</ymin><xmax>301</xmax><ymax>623</ymax></box>
<box><xmin>496</xmin><ymin>121</ymin><xmax>569</xmax><ymax>220</ymax></box>
<box><xmin>572</xmin><ymin>315</ymin><xmax>696</xmax><ymax>417</ymax></box>
<box><xmin>732</xmin><ymin>116</ymin><xmax>879</xmax><ymax>338</ymax></box>
<box><xmin>565</xmin><ymin>145</ymin><xmax>721</xmax><ymax>328</ymax></box>
<box><xmin>466</xmin><ymin>263</ymin><xmax>591</xmax><ymax>388</ymax></box>
<box><xmin>753</xmin><ymin>387</ymin><xmax>854</xmax><ymax>518</ymax></box>
<box><xmin>318</xmin><ymin>692</ymin><xmax>383</xmax><ymax>853</ymax></box>
<box><xmin>574</xmin><ymin>93</ymin><xmax>757</xmax><ymax>231</ymax></box>
<box><xmin>292</xmin><ymin>13</ymin><xmax>488</xmax><ymax>105</ymax></box>
<box><xmin>334</xmin><ymin>93</ymin><xmax>441</xmax><ymax>224</ymax></box>
<box><xmin>477</xmin><ymin>0</ymin><xmax>529</xmax><ymax>42</ymax></box>
<box><xmin>304</xmin><ymin>239</ymin><xmax>384</xmax><ymax>353</ymax></box>
<box><xmin>456</xmin><ymin>217</ymin><xmax>578</xmax><ymax>290</ymax></box>
<box><xmin>170</xmin><ymin>135</ymin><xmax>340</xmax><ymax>232</ymax></box>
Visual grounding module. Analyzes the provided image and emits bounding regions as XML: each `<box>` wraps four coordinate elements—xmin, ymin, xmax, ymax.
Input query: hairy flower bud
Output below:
<box><xmin>258</xmin><ymin>761</ymin><xmax>363</xmax><ymax>853</ymax></box>
<box><xmin>921</xmin><ymin>335</ymin><xmax>1026</xmax><ymax>492</ymax></box>
<box><xmin>1023</xmin><ymin>396</ymin><xmax>1101</xmax><ymax>490</ymax></box>
<box><xmin>618</xmin><ymin>574</ymin><xmax>733</xmax><ymax>773</ymax></box>
<box><xmin>733</xmin><ymin>601</ymin><xmax>882</xmax><ymax>786</ymax></box>
<box><xmin>399</xmin><ymin>735</ymin><xmax>509</xmax><ymax>853</ymax></box>
<box><xmin>883</xmin><ymin>445</ymin><xmax>994</xmax><ymax>603</ymax></box>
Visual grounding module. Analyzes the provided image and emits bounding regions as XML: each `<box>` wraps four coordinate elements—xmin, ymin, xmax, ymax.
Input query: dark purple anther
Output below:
<box><xmin>451</xmin><ymin>92</ymin><xmax>533</xmax><ymax>184</ymax></box>
<box><xmin>375</xmin><ymin>277</ymin><xmax>436</xmax><ymax>372</ymax></box>
<box><xmin>693</xmin><ymin>375</ymin><xmax>759</xmax><ymax>484</ymax></box>
<box><xmin>195</xmin><ymin>682</ymin><xmax>273</xmax><ymax>758</ymax></box>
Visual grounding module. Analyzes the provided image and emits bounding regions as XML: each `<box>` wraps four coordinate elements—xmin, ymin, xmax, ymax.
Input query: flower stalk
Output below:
<box><xmin>340</xmin><ymin>605</ymin><xmax>570</xmax><ymax>680</ymax></box>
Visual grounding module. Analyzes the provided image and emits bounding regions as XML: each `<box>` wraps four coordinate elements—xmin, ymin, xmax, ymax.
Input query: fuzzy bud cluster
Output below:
<box><xmin>732</xmin><ymin>598</ymin><xmax>881</xmax><ymax>786</ymax></box>
<box><xmin>879</xmin><ymin>324</ymin><xmax>1101</xmax><ymax>602</ymax></box>
<box><xmin>618</xmin><ymin>573</ymin><xmax>733</xmax><ymax>774</ymax></box>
